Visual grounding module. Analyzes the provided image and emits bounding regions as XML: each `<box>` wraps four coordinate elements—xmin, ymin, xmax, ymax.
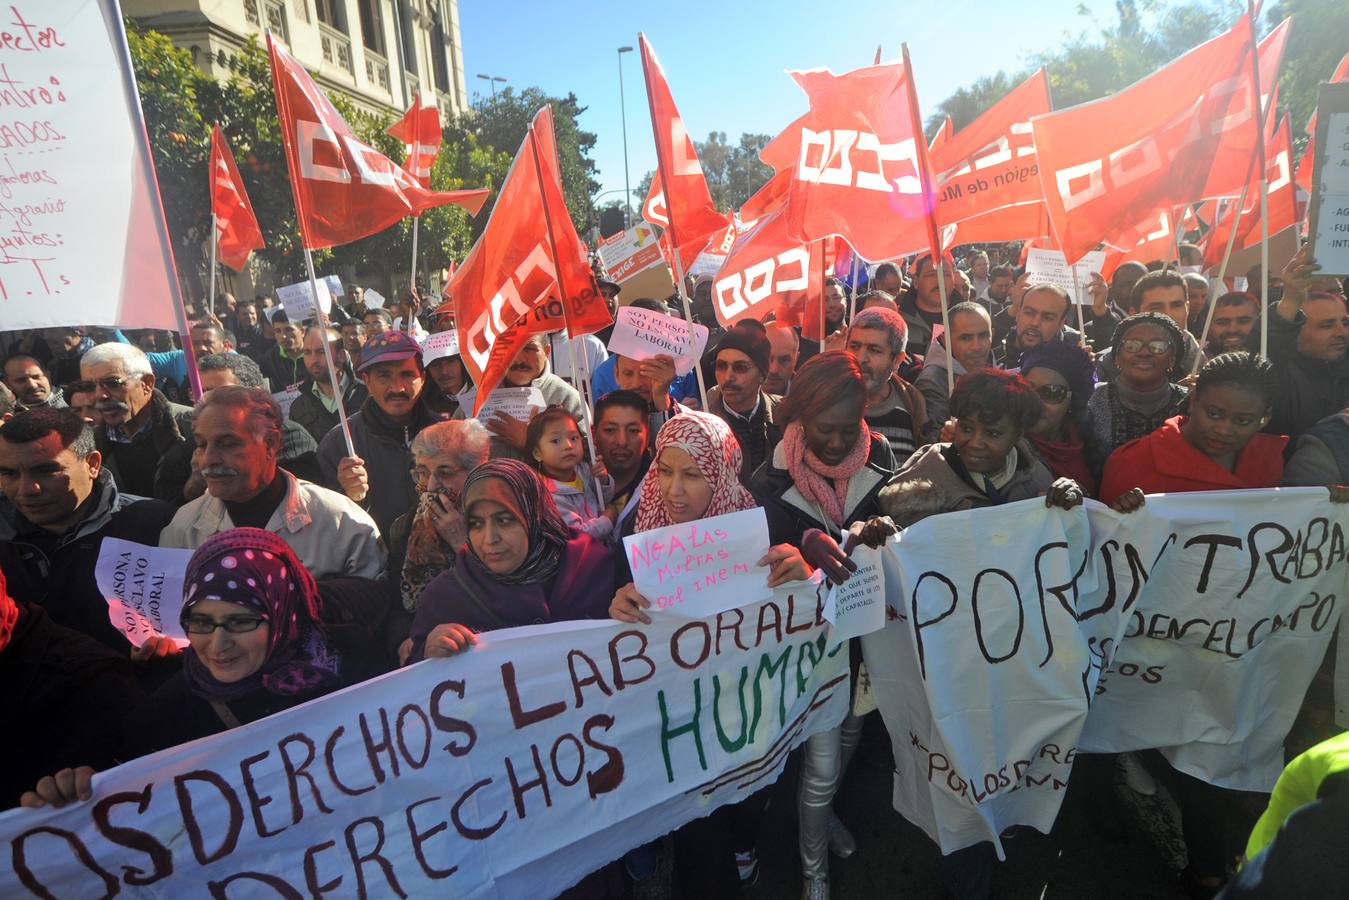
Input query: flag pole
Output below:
<box><xmin>847</xmin><ymin>251</ymin><xmax>860</xmax><ymax>324</ymax></box>
<box><xmin>408</xmin><ymin>215</ymin><xmax>421</xmax><ymax>331</ymax></box>
<box><xmin>1192</xmin><ymin>189</ymin><xmax>1250</xmax><ymax>375</ymax></box>
<box><xmin>304</xmin><ymin>247</ymin><xmax>355</xmax><ymax>457</ymax></box>
<box><xmin>1246</xmin><ymin>0</ymin><xmax>1270</xmax><ymax>357</ymax></box>
<box><xmin>207</xmin><ymin>212</ymin><xmax>219</xmax><ymax>319</ymax></box>
<box><xmin>639</xmin><ymin>35</ymin><xmax>708</xmax><ymax>409</ymax></box>
<box><xmin>818</xmin><ymin>239</ymin><xmax>827</xmax><ymax>341</ymax></box>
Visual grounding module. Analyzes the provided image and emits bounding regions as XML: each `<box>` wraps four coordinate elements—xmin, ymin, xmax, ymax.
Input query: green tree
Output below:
<box><xmin>632</xmin><ymin>131</ymin><xmax>773</xmax><ymax>217</ymax></box>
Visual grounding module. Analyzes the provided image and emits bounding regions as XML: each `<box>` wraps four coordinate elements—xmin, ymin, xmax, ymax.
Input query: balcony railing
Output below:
<box><xmin>319</xmin><ymin>24</ymin><xmax>353</xmax><ymax>74</ymax></box>
<box><xmin>365</xmin><ymin>50</ymin><xmax>390</xmax><ymax>92</ymax></box>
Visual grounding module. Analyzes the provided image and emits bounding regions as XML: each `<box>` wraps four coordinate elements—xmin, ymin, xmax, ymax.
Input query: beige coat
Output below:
<box><xmin>159</xmin><ymin>471</ymin><xmax>385</xmax><ymax>580</ymax></box>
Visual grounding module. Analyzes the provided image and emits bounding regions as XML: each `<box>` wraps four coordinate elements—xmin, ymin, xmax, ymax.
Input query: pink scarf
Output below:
<box><xmin>783</xmin><ymin>419</ymin><xmax>872</xmax><ymax>527</ymax></box>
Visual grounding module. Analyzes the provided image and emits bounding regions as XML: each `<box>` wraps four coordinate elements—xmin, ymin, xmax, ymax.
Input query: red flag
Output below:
<box><xmin>928</xmin><ymin>115</ymin><xmax>953</xmax><ymax>153</ymax></box>
<box><xmin>638</xmin><ymin>35</ymin><xmax>732</xmax><ymax>270</ymax></box>
<box><xmin>267</xmin><ymin>35</ymin><xmax>488</xmax><ymax>249</ymax></box>
<box><xmin>764</xmin><ymin>60</ymin><xmax>933</xmax><ymax>261</ymax></box>
<box><xmin>209</xmin><ymin>124</ymin><xmax>264</xmax><ymax>272</ymax></box>
<box><xmin>386</xmin><ymin>94</ymin><xmax>442</xmax><ymax>188</ymax></box>
<box><xmin>931</xmin><ymin>69</ymin><xmax>1051</xmax><ymax>242</ymax></box>
<box><xmin>446</xmin><ymin>107</ymin><xmax>608</xmax><ymax>411</ymax></box>
<box><xmin>1101</xmin><ymin>211</ymin><xmax>1176</xmax><ymax>279</ymax></box>
<box><xmin>1031</xmin><ymin>16</ymin><xmax>1260</xmax><ymax>263</ymax></box>
<box><xmin>1203</xmin><ymin>115</ymin><xmax>1298</xmax><ymax>268</ymax></box>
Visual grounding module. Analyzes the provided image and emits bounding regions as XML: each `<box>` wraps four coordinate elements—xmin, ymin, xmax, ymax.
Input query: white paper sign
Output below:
<box><xmin>475</xmin><ymin>385</ymin><xmax>546</xmax><ymax>423</ymax></box>
<box><xmin>1309</xmin><ymin>107</ymin><xmax>1349</xmax><ymax>276</ymax></box>
<box><xmin>824</xmin><ymin>542</ymin><xmax>887</xmax><ymax>639</ymax></box>
<box><xmin>271</xmin><ymin>388</ymin><xmax>302</xmax><ymax>418</ymax></box>
<box><xmin>94</xmin><ymin>538</ymin><xmax>194</xmax><ymax>649</ymax></box>
<box><xmin>607</xmin><ymin>306</ymin><xmax>710</xmax><ymax>376</ymax></box>
<box><xmin>323</xmin><ymin>275</ymin><xmax>343</xmax><ymax>300</ymax></box>
<box><xmin>1024</xmin><ymin>248</ymin><xmax>1106</xmax><ymax>304</ymax></box>
<box><xmin>363</xmin><ymin>287</ymin><xmax>387</xmax><ymax>309</ymax></box>
<box><xmin>421</xmin><ymin>329</ymin><xmax>460</xmax><ymax>364</ymax></box>
<box><xmin>275</xmin><ymin>279</ymin><xmax>333</xmax><ymax>323</ymax></box>
<box><xmin>0</xmin><ymin>2</ymin><xmax>185</xmax><ymax>331</ymax></box>
<box><xmin>0</xmin><ymin>588</ymin><xmax>847</xmax><ymax>899</ymax></box>
<box><xmin>623</xmin><ymin>508</ymin><xmax>775</xmax><ymax>618</ymax></box>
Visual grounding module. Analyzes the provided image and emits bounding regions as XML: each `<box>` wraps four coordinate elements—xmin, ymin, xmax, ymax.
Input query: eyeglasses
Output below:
<box><xmin>715</xmin><ymin>360</ymin><xmax>757</xmax><ymax>376</ymax></box>
<box><xmin>410</xmin><ymin>465</ymin><xmax>465</xmax><ymax>487</ymax></box>
<box><xmin>182</xmin><ymin>614</ymin><xmax>267</xmax><ymax>635</ymax></box>
<box><xmin>1120</xmin><ymin>339</ymin><xmax>1174</xmax><ymax>355</ymax></box>
<box><xmin>1035</xmin><ymin>384</ymin><xmax>1070</xmax><ymax>404</ymax></box>
<box><xmin>67</xmin><ymin>376</ymin><xmax>136</xmax><ymax>394</ymax></box>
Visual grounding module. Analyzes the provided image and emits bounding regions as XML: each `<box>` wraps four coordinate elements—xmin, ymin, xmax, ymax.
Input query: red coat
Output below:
<box><xmin>1099</xmin><ymin>415</ymin><xmax>1288</xmax><ymax>504</ymax></box>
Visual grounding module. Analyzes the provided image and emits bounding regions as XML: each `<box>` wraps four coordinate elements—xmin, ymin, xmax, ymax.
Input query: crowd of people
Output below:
<box><xmin>1</xmin><ymin>240</ymin><xmax>1347</xmax><ymax>900</ymax></box>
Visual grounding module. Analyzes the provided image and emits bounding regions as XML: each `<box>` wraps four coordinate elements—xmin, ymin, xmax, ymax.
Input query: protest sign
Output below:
<box><xmin>0</xmin><ymin>1</ymin><xmax>185</xmax><ymax>331</ymax></box>
<box><xmin>275</xmin><ymin>279</ymin><xmax>333</xmax><ymax>323</ymax></box>
<box><xmin>324</xmin><ymin>275</ymin><xmax>344</xmax><ymax>300</ymax></box>
<box><xmin>363</xmin><ymin>287</ymin><xmax>387</xmax><ymax>309</ymax></box>
<box><xmin>863</xmin><ymin>502</ymin><xmax>1112</xmax><ymax>857</ymax></box>
<box><xmin>606</xmin><ymin>306</ymin><xmax>709</xmax><ymax>376</ymax></box>
<box><xmin>824</xmin><ymin>542</ymin><xmax>887</xmax><ymax>640</ymax></box>
<box><xmin>1307</xmin><ymin>82</ymin><xmax>1349</xmax><ymax>277</ymax></box>
<box><xmin>474</xmin><ymin>386</ymin><xmax>547</xmax><ymax>423</ymax></box>
<box><xmin>0</xmin><ymin>587</ymin><xmax>847</xmax><ymax>898</ymax></box>
<box><xmin>1023</xmin><ymin>248</ymin><xmax>1106</xmax><ymax>304</ymax></box>
<box><xmin>421</xmin><ymin>329</ymin><xmax>461</xmax><ymax>364</ymax></box>
<box><xmin>624</xmin><ymin>508</ymin><xmax>774</xmax><ymax>618</ymax></box>
<box><xmin>597</xmin><ymin>222</ymin><xmax>665</xmax><ymax>283</ymax></box>
<box><xmin>271</xmin><ymin>388</ymin><xmax>302</xmax><ymax>418</ymax></box>
<box><xmin>94</xmin><ymin>539</ymin><xmax>194</xmax><ymax>649</ymax></box>
<box><xmin>1078</xmin><ymin>489</ymin><xmax>1348</xmax><ymax>791</ymax></box>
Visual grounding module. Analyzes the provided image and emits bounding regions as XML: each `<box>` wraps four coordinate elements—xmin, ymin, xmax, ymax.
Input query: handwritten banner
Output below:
<box><xmin>93</xmin><ymin>538</ymin><xmax>193</xmax><ymax>649</ymax></box>
<box><xmin>606</xmin><ymin>306</ymin><xmax>709</xmax><ymax>376</ymax></box>
<box><xmin>0</xmin><ymin>586</ymin><xmax>847</xmax><ymax>898</ymax></box>
<box><xmin>0</xmin><ymin>1</ymin><xmax>185</xmax><ymax>330</ymax></box>
<box><xmin>624</xmin><ymin>507</ymin><xmax>774</xmax><ymax>618</ymax></box>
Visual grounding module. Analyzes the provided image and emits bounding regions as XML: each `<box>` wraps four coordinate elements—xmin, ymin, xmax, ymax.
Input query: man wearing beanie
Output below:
<box><xmin>705</xmin><ymin>324</ymin><xmax>782</xmax><ymax>484</ymax></box>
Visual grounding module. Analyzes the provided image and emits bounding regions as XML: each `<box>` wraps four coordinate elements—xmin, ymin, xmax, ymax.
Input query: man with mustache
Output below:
<box><xmin>160</xmin><ymin>386</ymin><xmax>382</xmax><ymax>580</ymax></box>
<box><xmin>0</xmin><ymin>408</ymin><xmax>175</xmax><ymax>658</ymax></box>
<box><xmin>319</xmin><ymin>330</ymin><xmax>437</xmax><ymax>535</ymax></box>
<box><xmin>1266</xmin><ymin>247</ymin><xmax>1349</xmax><ymax>438</ymax></box>
<box><xmin>464</xmin><ymin>332</ymin><xmax>585</xmax><ymax>460</ymax></box>
<box><xmin>996</xmin><ymin>284</ymin><xmax>1082</xmax><ymax>369</ymax></box>
<box><xmin>78</xmin><ymin>342</ymin><xmax>192</xmax><ymax>498</ymax></box>
<box><xmin>2</xmin><ymin>352</ymin><xmax>65</xmax><ymax>412</ymax></box>
<box><xmin>705</xmin><ymin>327</ymin><xmax>782</xmax><ymax>483</ymax></box>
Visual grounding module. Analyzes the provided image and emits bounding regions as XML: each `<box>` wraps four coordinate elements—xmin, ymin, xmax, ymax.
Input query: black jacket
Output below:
<box><xmin>288</xmin><ymin>375</ymin><xmax>369</xmax><ymax>444</ymax></box>
<box><xmin>0</xmin><ymin>603</ymin><xmax>144</xmax><ymax>809</ymax></box>
<box><xmin>93</xmin><ymin>389</ymin><xmax>192</xmax><ymax>498</ymax></box>
<box><xmin>749</xmin><ymin>433</ymin><xmax>898</xmax><ymax>546</ymax></box>
<box><xmin>1266</xmin><ymin>311</ymin><xmax>1349</xmax><ymax>440</ymax></box>
<box><xmin>257</xmin><ymin>344</ymin><xmax>306</xmax><ymax>393</ymax></box>
<box><xmin>0</xmin><ymin>472</ymin><xmax>176</xmax><ymax>653</ymax></box>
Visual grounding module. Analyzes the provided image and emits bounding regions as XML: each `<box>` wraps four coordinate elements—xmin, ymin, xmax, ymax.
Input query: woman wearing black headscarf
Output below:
<box><xmin>408</xmin><ymin>459</ymin><xmax>616</xmax><ymax>662</ymax></box>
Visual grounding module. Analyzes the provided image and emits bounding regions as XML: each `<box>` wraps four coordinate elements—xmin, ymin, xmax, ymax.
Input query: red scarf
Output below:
<box><xmin>783</xmin><ymin>420</ymin><xmax>872</xmax><ymax>527</ymax></box>
<box><xmin>1029</xmin><ymin>419</ymin><xmax>1098</xmax><ymax>497</ymax></box>
<box><xmin>0</xmin><ymin>569</ymin><xmax>18</xmax><ymax>654</ymax></box>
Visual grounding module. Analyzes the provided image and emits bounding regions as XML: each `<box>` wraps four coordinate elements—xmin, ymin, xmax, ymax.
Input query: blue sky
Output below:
<box><xmin>458</xmin><ymin>0</ymin><xmax>1125</xmax><ymax>205</ymax></box>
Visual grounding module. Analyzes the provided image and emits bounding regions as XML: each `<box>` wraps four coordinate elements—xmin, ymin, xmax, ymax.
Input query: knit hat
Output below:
<box><xmin>711</xmin><ymin>328</ymin><xmax>771</xmax><ymax>376</ymax></box>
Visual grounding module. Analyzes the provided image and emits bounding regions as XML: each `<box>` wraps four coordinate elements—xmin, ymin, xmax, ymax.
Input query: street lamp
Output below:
<box><xmin>475</xmin><ymin>73</ymin><xmax>507</xmax><ymax>98</ymax></box>
<box><xmin>617</xmin><ymin>46</ymin><xmax>634</xmax><ymax>229</ymax></box>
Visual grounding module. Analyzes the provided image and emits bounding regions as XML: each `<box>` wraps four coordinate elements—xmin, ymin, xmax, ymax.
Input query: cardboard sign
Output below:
<box><xmin>275</xmin><ymin>279</ymin><xmax>332</xmax><ymax>323</ymax></box>
<box><xmin>597</xmin><ymin>222</ymin><xmax>666</xmax><ymax>283</ymax></box>
<box><xmin>607</xmin><ymin>306</ymin><xmax>709</xmax><ymax>376</ymax></box>
<box><xmin>0</xmin><ymin>588</ymin><xmax>847</xmax><ymax>899</ymax></box>
<box><xmin>474</xmin><ymin>385</ymin><xmax>546</xmax><ymax>423</ymax></box>
<box><xmin>824</xmin><ymin>542</ymin><xmax>887</xmax><ymax>640</ymax></box>
<box><xmin>421</xmin><ymin>329</ymin><xmax>461</xmax><ymax>364</ymax></box>
<box><xmin>94</xmin><ymin>538</ymin><xmax>194</xmax><ymax>649</ymax></box>
<box><xmin>1307</xmin><ymin>82</ymin><xmax>1349</xmax><ymax>276</ymax></box>
<box><xmin>1024</xmin><ymin>248</ymin><xmax>1107</xmax><ymax>304</ymax></box>
<box><xmin>624</xmin><ymin>507</ymin><xmax>776</xmax><ymax>618</ymax></box>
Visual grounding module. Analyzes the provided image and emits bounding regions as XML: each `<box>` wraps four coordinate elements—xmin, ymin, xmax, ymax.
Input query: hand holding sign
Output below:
<box><xmin>607</xmin><ymin>306</ymin><xmax>709</xmax><ymax>376</ymax></box>
<box><xmin>95</xmin><ymin>539</ymin><xmax>193</xmax><ymax>650</ymax></box>
<box><xmin>275</xmin><ymin>278</ymin><xmax>333</xmax><ymax>323</ymax></box>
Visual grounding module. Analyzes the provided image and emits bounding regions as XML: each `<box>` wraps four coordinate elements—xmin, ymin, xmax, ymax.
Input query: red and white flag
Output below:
<box><xmin>446</xmin><ymin>107</ymin><xmax>609</xmax><ymax>410</ymax></box>
<box><xmin>761</xmin><ymin>59</ymin><xmax>934</xmax><ymax>262</ymax></box>
<box><xmin>387</xmin><ymin>94</ymin><xmax>442</xmax><ymax>188</ymax></box>
<box><xmin>712</xmin><ymin>210</ymin><xmax>824</xmax><ymax>331</ymax></box>
<box><xmin>928</xmin><ymin>115</ymin><xmax>953</xmax><ymax>153</ymax></box>
<box><xmin>638</xmin><ymin>35</ymin><xmax>731</xmax><ymax>270</ymax></box>
<box><xmin>1032</xmin><ymin>15</ymin><xmax>1261</xmax><ymax>263</ymax></box>
<box><xmin>267</xmin><ymin>34</ymin><xmax>488</xmax><ymax>249</ymax></box>
<box><xmin>1202</xmin><ymin>115</ymin><xmax>1298</xmax><ymax>269</ymax></box>
<box><xmin>209</xmin><ymin>124</ymin><xmax>264</xmax><ymax>272</ymax></box>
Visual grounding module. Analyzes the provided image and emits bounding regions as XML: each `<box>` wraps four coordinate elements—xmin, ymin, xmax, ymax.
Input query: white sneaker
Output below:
<box><xmin>1119</xmin><ymin>752</ymin><xmax>1158</xmax><ymax>796</ymax></box>
<box><xmin>801</xmin><ymin>876</ymin><xmax>830</xmax><ymax>900</ymax></box>
<box><xmin>827</xmin><ymin>811</ymin><xmax>856</xmax><ymax>858</ymax></box>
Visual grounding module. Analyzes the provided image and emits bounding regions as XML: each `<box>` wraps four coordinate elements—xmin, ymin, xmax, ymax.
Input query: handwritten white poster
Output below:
<box><xmin>474</xmin><ymin>385</ymin><xmax>546</xmax><ymax>423</ymax></box>
<box><xmin>623</xmin><ymin>507</ymin><xmax>775</xmax><ymax>617</ymax></box>
<box><xmin>606</xmin><ymin>306</ymin><xmax>710</xmax><ymax>376</ymax></box>
<box><xmin>0</xmin><ymin>1</ymin><xmax>185</xmax><ymax>330</ymax></box>
<box><xmin>824</xmin><ymin>542</ymin><xmax>887</xmax><ymax>640</ymax></box>
<box><xmin>275</xmin><ymin>278</ymin><xmax>332</xmax><ymax>323</ymax></box>
<box><xmin>421</xmin><ymin>329</ymin><xmax>460</xmax><ymax>364</ymax></box>
<box><xmin>1024</xmin><ymin>248</ymin><xmax>1107</xmax><ymax>305</ymax></box>
<box><xmin>94</xmin><ymin>538</ymin><xmax>194</xmax><ymax>649</ymax></box>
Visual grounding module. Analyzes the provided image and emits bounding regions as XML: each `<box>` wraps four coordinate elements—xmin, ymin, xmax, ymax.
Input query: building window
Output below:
<box><xmin>244</xmin><ymin>0</ymin><xmax>261</xmax><ymax>27</ymax></box>
<box><xmin>430</xmin><ymin>3</ymin><xmax>449</xmax><ymax>93</ymax></box>
<box><xmin>293</xmin><ymin>0</ymin><xmax>311</xmax><ymax>24</ymax></box>
<box><xmin>264</xmin><ymin>0</ymin><xmax>288</xmax><ymax>41</ymax></box>
<box><xmin>358</xmin><ymin>0</ymin><xmax>385</xmax><ymax>53</ymax></box>
<box><xmin>315</xmin><ymin>0</ymin><xmax>346</xmax><ymax>31</ymax></box>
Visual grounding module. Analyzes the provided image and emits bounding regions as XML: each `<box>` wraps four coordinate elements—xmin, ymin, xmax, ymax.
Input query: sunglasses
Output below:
<box><xmin>66</xmin><ymin>375</ymin><xmax>138</xmax><ymax>394</ymax></box>
<box><xmin>1035</xmin><ymin>384</ymin><xmax>1070</xmax><ymax>404</ymax></box>
<box><xmin>1120</xmin><ymin>338</ymin><xmax>1174</xmax><ymax>355</ymax></box>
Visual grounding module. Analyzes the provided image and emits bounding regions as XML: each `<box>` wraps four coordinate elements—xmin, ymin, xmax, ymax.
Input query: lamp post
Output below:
<box><xmin>475</xmin><ymin>73</ymin><xmax>506</xmax><ymax>98</ymax></box>
<box><xmin>617</xmin><ymin>46</ymin><xmax>634</xmax><ymax>228</ymax></box>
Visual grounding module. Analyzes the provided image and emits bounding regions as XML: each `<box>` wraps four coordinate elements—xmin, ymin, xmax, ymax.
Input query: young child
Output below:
<box><xmin>525</xmin><ymin>406</ymin><xmax>616</xmax><ymax>539</ymax></box>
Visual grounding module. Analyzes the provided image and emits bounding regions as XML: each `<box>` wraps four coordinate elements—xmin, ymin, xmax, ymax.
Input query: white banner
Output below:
<box><xmin>0</xmin><ymin>1</ymin><xmax>185</xmax><ymax>330</ymax></box>
<box><xmin>866</xmin><ymin>489</ymin><xmax>1348</xmax><ymax>856</ymax></box>
<box><xmin>0</xmin><ymin>584</ymin><xmax>847</xmax><ymax>898</ymax></box>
